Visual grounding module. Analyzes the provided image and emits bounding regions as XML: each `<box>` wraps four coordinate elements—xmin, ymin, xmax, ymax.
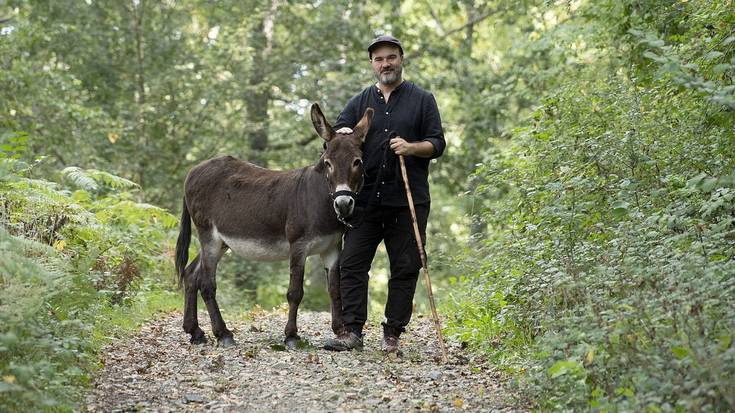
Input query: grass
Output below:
<box><xmin>90</xmin><ymin>287</ymin><xmax>181</xmax><ymax>346</ymax></box>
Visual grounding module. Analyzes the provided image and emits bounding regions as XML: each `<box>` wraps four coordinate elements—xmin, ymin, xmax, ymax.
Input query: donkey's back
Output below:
<box><xmin>184</xmin><ymin>155</ymin><xmax>305</xmax><ymax>252</ymax></box>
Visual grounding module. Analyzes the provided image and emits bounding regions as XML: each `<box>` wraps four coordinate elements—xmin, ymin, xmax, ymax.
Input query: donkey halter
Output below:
<box><xmin>329</xmin><ymin>188</ymin><xmax>360</xmax><ymax>228</ymax></box>
<box><xmin>325</xmin><ymin>167</ymin><xmax>361</xmax><ymax>229</ymax></box>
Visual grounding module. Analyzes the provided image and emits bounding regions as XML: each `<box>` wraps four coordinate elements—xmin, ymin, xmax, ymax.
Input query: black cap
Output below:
<box><xmin>368</xmin><ymin>35</ymin><xmax>404</xmax><ymax>58</ymax></box>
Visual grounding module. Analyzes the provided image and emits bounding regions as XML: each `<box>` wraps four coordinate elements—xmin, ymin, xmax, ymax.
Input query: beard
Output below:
<box><xmin>375</xmin><ymin>65</ymin><xmax>403</xmax><ymax>86</ymax></box>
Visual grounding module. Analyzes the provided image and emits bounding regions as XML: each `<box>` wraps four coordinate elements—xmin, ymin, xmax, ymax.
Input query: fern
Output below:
<box><xmin>94</xmin><ymin>200</ymin><xmax>179</xmax><ymax>229</ymax></box>
<box><xmin>61</xmin><ymin>167</ymin><xmax>98</xmax><ymax>191</ymax></box>
<box><xmin>61</xmin><ymin>167</ymin><xmax>139</xmax><ymax>191</ymax></box>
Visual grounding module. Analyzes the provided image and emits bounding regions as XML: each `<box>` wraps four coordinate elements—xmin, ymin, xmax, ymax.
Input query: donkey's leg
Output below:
<box><xmin>321</xmin><ymin>248</ymin><xmax>344</xmax><ymax>335</ymax></box>
<box><xmin>284</xmin><ymin>248</ymin><xmax>307</xmax><ymax>349</ymax></box>
<box><xmin>198</xmin><ymin>232</ymin><xmax>235</xmax><ymax>347</ymax></box>
<box><xmin>183</xmin><ymin>255</ymin><xmax>206</xmax><ymax>344</ymax></box>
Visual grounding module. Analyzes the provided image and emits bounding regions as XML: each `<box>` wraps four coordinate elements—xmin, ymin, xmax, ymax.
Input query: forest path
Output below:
<box><xmin>86</xmin><ymin>309</ymin><xmax>523</xmax><ymax>412</ymax></box>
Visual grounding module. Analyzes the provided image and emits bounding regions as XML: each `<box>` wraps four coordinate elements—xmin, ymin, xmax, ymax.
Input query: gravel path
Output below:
<box><xmin>85</xmin><ymin>309</ymin><xmax>525</xmax><ymax>412</ymax></box>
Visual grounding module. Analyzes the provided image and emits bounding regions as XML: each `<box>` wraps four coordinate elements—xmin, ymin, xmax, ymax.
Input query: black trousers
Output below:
<box><xmin>339</xmin><ymin>204</ymin><xmax>429</xmax><ymax>338</ymax></box>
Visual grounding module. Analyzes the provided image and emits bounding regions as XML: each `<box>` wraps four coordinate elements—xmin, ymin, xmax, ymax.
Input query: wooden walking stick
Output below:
<box><xmin>398</xmin><ymin>154</ymin><xmax>449</xmax><ymax>363</ymax></box>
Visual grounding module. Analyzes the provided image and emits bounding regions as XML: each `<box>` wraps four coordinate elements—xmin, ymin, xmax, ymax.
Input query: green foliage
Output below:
<box><xmin>0</xmin><ymin>229</ymin><xmax>94</xmax><ymax>412</ymax></box>
<box><xmin>61</xmin><ymin>166</ymin><xmax>139</xmax><ymax>192</ymax></box>
<box><xmin>0</xmin><ymin>144</ymin><xmax>179</xmax><ymax>411</ymax></box>
<box><xmin>446</xmin><ymin>0</ymin><xmax>735</xmax><ymax>411</ymax></box>
<box><xmin>0</xmin><ymin>0</ymin><xmax>390</xmax><ymax>209</ymax></box>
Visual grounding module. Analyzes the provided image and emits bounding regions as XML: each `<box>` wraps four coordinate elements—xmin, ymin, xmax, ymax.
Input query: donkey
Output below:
<box><xmin>175</xmin><ymin>103</ymin><xmax>373</xmax><ymax>348</ymax></box>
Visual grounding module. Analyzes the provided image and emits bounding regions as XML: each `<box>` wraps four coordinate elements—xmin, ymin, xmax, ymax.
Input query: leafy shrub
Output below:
<box><xmin>446</xmin><ymin>1</ymin><xmax>735</xmax><ymax>411</ymax></box>
<box><xmin>0</xmin><ymin>228</ymin><xmax>95</xmax><ymax>412</ymax></box>
<box><xmin>0</xmin><ymin>139</ymin><xmax>179</xmax><ymax>411</ymax></box>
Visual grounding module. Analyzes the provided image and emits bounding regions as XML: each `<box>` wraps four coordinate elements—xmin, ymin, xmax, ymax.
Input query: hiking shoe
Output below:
<box><xmin>323</xmin><ymin>331</ymin><xmax>363</xmax><ymax>351</ymax></box>
<box><xmin>381</xmin><ymin>335</ymin><xmax>401</xmax><ymax>354</ymax></box>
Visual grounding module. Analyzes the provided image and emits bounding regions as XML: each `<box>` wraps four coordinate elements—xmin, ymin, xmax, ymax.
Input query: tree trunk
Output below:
<box><xmin>244</xmin><ymin>0</ymin><xmax>278</xmax><ymax>166</ymax></box>
<box><xmin>131</xmin><ymin>0</ymin><xmax>147</xmax><ymax>187</ymax></box>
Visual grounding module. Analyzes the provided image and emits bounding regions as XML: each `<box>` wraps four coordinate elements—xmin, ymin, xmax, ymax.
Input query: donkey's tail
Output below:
<box><xmin>175</xmin><ymin>197</ymin><xmax>191</xmax><ymax>288</ymax></box>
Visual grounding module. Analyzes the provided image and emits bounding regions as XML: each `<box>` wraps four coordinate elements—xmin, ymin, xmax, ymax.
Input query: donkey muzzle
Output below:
<box><xmin>332</xmin><ymin>189</ymin><xmax>357</xmax><ymax>219</ymax></box>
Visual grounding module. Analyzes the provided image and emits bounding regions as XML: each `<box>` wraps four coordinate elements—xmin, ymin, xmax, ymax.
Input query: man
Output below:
<box><xmin>324</xmin><ymin>35</ymin><xmax>445</xmax><ymax>353</ymax></box>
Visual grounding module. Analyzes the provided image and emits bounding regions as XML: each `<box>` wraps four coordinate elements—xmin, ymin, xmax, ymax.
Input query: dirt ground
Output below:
<box><xmin>85</xmin><ymin>309</ymin><xmax>526</xmax><ymax>412</ymax></box>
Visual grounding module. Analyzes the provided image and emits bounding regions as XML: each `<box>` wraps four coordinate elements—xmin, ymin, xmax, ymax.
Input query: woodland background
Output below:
<box><xmin>1</xmin><ymin>0</ymin><xmax>733</xmax><ymax>411</ymax></box>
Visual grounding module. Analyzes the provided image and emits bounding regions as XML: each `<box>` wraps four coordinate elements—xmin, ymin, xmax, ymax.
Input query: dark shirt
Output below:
<box><xmin>334</xmin><ymin>81</ymin><xmax>445</xmax><ymax>207</ymax></box>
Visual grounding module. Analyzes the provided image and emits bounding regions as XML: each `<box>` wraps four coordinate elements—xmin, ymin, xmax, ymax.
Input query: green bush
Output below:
<box><xmin>0</xmin><ymin>141</ymin><xmax>180</xmax><ymax>411</ymax></box>
<box><xmin>446</xmin><ymin>1</ymin><xmax>735</xmax><ymax>411</ymax></box>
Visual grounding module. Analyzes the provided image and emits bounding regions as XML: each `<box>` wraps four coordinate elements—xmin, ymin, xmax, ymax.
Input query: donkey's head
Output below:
<box><xmin>311</xmin><ymin>103</ymin><xmax>373</xmax><ymax>222</ymax></box>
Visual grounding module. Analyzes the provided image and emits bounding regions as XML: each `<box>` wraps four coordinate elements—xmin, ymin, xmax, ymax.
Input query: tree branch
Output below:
<box><xmin>405</xmin><ymin>6</ymin><xmax>505</xmax><ymax>61</ymax></box>
<box><xmin>444</xmin><ymin>6</ymin><xmax>502</xmax><ymax>38</ymax></box>
<box><xmin>422</xmin><ymin>0</ymin><xmax>446</xmax><ymax>35</ymax></box>
<box><xmin>269</xmin><ymin>133</ymin><xmax>319</xmax><ymax>151</ymax></box>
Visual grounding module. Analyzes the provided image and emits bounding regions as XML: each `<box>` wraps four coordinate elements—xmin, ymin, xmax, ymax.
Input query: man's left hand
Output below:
<box><xmin>390</xmin><ymin>137</ymin><xmax>414</xmax><ymax>156</ymax></box>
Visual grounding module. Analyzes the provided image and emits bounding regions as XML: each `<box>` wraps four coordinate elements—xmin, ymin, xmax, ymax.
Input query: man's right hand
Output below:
<box><xmin>336</xmin><ymin>127</ymin><xmax>353</xmax><ymax>134</ymax></box>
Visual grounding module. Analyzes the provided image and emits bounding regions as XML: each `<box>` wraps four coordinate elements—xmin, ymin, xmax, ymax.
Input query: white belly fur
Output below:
<box><xmin>212</xmin><ymin>225</ymin><xmax>339</xmax><ymax>262</ymax></box>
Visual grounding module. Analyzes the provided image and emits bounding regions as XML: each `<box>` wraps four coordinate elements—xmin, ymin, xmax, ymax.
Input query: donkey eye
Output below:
<box><xmin>324</xmin><ymin>160</ymin><xmax>333</xmax><ymax>169</ymax></box>
<box><xmin>353</xmin><ymin>159</ymin><xmax>362</xmax><ymax>168</ymax></box>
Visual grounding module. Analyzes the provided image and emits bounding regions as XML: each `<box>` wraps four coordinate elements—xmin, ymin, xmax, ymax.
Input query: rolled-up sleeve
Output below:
<box><xmin>421</xmin><ymin>94</ymin><xmax>445</xmax><ymax>159</ymax></box>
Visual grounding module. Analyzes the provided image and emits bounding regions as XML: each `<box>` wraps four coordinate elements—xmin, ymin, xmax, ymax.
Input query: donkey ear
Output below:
<box><xmin>311</xmin><ymin>103</ymin><xmax>335</xmax><ymax>142</ymax></box>
<box><xmin>352</xmin><ymin>107</ymin><xmax>374</xmax><ymax>143</ymax></box>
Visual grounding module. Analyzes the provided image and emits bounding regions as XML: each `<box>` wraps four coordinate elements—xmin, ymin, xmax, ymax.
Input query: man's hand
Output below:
<box><xmin>390</xmin><ymin>137</ymin><xmax>414</xmax><ymax>156</ymax></box>
<box><xmin>336</xmin><ymin>127</ymin><xmax>353</xmax><ymax>134</ymax></box>
<box><xmin>390</xmin><ymin>137</ymin><xmax>435</xmax><ymax>157</ymax></box>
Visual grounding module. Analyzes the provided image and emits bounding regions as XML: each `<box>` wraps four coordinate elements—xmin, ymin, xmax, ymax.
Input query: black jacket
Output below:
<box><xmin>334</xmin><ymin>81</ymin><xmax>445</xmax><ymax>207</ymax></box>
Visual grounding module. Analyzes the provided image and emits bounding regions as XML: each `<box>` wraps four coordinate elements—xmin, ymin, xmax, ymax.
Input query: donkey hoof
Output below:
<box><xmin>190</xmin><ymin>333</ymin><xmax>207</xmax><ymax>345</ymax></box>
<box><xmin>218</xmin><ymin>336</ymin><xmax>236</xmax><ymax>348</ymax></box>
<box><xmin>284</xmin><ymin>336</ymin><xmax>301</xmax><ymax>350</ymax></box>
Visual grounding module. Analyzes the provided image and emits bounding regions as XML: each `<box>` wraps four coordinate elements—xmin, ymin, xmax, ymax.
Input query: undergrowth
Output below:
<box><xmin>445</xmin><ymin>1</ymin><xmax>735</xmax><ymax>411</ymax></box>
<box><xmin>0</xmin><ymin>139</ymin><xmax>180</xmax><ymax>412</ymax></box>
